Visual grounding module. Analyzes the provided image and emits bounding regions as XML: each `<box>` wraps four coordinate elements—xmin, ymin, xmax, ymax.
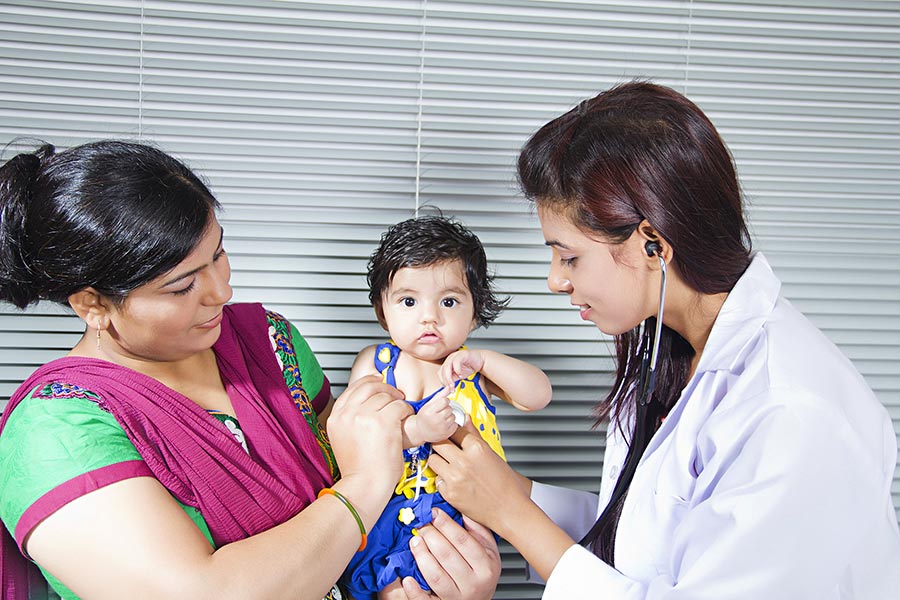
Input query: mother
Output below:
<box><xmin>429</xmin><ymin>81</ymin><xmax>900</xmax><ymax>598</ymax></box>
<box><xmin>0</xmin><ymin>140</ymin><xmax>499</xmax><ymax>599</ymax></box>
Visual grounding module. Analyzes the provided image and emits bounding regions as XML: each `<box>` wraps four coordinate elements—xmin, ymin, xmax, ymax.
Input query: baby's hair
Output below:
<box><xmin>367</xmin><ymin>216</ymin><xmax>508</xmax><ymax>328</ymax></box>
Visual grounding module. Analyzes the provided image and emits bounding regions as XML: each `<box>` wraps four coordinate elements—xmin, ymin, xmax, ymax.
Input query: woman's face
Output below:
<box><xmin>104</xmin><ymin>215</ymin><xmax>234</xmax><ymax>363</ymax></box>
<box><xmin>538</xmin><ymin>206</ymin><xmax>655</xmax><ymax>336</ymax></box>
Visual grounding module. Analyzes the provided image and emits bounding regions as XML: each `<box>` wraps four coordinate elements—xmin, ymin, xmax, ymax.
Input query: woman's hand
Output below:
<box><xmin>403</xmin><ymin>509</ymin><xmax>500</xmax><ymax>600</ymax></box>
<box><xmin>327</xmin><ymin>375</ymin><xmax>411</xmax><ymax>493</ymax></box>
<box><xmin>375</xmin><ymin>510</ymin><xmax>500</xmax><ymax>600</ymax></box>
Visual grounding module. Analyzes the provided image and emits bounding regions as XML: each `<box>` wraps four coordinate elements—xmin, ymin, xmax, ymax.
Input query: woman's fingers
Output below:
<box><xmin>400</xmin><ymin>577</ymin><xmax>434</xmax><ymax>599</ymax></box>
<box><xmin>410</xmin><ymin>509</ymin><xmax>499</xmax><ymax>600</ymax></box>
<box><xmin>428</xmin><ymin>418</ymin><xmax>479</xmax><ymax>474</ymax></box>
<box><xmin>459</xmin><ymin>515</ymin><xmax>497</xmax><ymax>551</ymax></box>
<box><xmin>334</xmin><ymin>375</ymin><xmax>404</xmax><ymax>410</ymax></box>
<box><xmin>427</xmin><ymin>418</ymin><xmax>522</xmax><ymax>531</ymax></box>
<box><xmin>379</xmin><ymin>578</ymin><xmax>416</xmax><ymax>599</ymax></box>
<box><xmin>327</xmin><ymin>375</ymin><xmax>412</xmax><ymax>487</ymax></box>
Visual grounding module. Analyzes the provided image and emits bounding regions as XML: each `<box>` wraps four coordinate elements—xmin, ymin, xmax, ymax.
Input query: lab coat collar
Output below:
<box><xmin>693</xmin><ymin>252</ymin><xmax>780</xmax><ymax>375</ymax></box>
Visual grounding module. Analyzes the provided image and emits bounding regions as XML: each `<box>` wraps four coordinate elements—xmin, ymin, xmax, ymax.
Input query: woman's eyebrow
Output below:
<box><xmin>160</xmin><ymin>227</ymin><xmax>225</xmax><ymax>288</ymax></box>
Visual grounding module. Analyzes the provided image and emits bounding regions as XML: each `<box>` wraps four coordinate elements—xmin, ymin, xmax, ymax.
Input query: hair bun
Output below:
<box><xmin>0</xmin><ymin>145</ymin><xmax>54</xmax><ymax>307</ymax></box>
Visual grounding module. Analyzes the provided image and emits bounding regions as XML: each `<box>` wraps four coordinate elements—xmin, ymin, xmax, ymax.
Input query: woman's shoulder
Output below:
<box><xmin>1</xmin><ymin>382</ymin><xmax>138</xmax><ymax>461</ymax></box>
<box><xmin>0</xmin><ymin>384</ymin><xmax>142</xmax><ymax>533</ymax></box>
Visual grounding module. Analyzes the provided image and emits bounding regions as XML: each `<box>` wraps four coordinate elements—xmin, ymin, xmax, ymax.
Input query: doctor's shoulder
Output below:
<box><xmin>760</xmin><ymin>296</ymin><xmax>883</xmax><ymax>419</ymax></box>
<box><xmin>704</xmin><ymin>294</ymin><xmax>891</xmax><ymax>471</ymax></box>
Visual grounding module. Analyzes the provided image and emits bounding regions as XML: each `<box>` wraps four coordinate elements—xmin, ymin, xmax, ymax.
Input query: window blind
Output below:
<box><xmin>1</xmin><ymin>2</ymin><xmax>897</xmax><ymax>597</ymax></box>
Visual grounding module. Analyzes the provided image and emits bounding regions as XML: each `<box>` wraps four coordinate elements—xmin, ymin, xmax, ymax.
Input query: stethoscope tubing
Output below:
<box><xmin>640</xmin><ymin>254</ymin><xmax>667</xmax><ymax>406</ymax></box>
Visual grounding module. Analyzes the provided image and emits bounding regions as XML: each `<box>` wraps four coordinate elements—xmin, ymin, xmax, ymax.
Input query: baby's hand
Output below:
<box><xmin>415</xmin><ymin>392</ymin><xmax>457</xmax><ymax>442</ymax></box>
<box><xmin>439</xmin><ymin>349</ymin><xmax>485</xmax><ymax>388</ymax></box>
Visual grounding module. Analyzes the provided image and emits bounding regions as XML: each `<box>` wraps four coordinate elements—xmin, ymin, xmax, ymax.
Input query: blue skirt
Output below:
<box><xmin>341</xmin><ymin>490</ymin><xmax>461</xmax><ymax>600</ymax></box>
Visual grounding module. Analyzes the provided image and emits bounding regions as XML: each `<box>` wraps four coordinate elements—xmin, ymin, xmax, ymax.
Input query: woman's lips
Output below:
<box><xmin>197</xmin><ymin>312</ymin><xmax>223</xmax><ymax>329</ymax></box>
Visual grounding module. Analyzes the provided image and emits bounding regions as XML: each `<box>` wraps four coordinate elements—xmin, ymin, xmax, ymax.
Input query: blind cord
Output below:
<box><xmin>414</xmin><ymin>0</ymin><xmax>427</xmax><ymax>218</ymax></box>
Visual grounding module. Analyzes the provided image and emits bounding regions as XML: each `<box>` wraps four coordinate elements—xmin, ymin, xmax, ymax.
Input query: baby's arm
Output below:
<box><xmin>440</xmin><ymin>349</ymin><xmax>551</xmax><ymax>412</ymax></box>
<box><xmin>348</xmin><ymin>345</ymin><xmax>380</xmax><ymax>384</ymax></box>
<box><xmin>349</xmin><ymin>346</ymin><xmax>455</xmax><ymax>448</ymax></box>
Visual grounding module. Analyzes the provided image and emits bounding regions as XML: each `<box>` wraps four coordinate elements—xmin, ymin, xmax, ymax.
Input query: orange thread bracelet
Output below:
<box><xmin>318</xmin><ymin>487</ymin><xmax>367</xmax><ymax>552</ymax></box>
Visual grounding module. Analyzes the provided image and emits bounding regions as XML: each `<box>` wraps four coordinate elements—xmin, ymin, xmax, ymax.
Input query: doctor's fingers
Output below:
<box><xmin>430</xmin><ymin>419</ymin><xmax>489</xmax><ymax>463</ymax></box>
<box><xmin>428</xmin><ymin>422</ymin><xmax>481</xmax><ymax>480</ymax></box>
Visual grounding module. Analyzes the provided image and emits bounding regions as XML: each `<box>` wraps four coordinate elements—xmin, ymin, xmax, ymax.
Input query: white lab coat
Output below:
<box><xmin>530</xmin><ymin>253</ymin><xmax>900</xmax><ymax>599</ymax></box>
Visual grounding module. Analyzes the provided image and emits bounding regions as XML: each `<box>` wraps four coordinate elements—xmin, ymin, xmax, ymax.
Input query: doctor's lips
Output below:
<box><xmin>573</xmin><ymin>303</ymin><xmax>592</xmax><ymax>320</ymax></box>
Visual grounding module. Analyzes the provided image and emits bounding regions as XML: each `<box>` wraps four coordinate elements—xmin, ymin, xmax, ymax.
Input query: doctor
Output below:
<box><xmin>426</xmin><ymin>81</ymin><xmax>900</xmax><ymax>598</ymax></box>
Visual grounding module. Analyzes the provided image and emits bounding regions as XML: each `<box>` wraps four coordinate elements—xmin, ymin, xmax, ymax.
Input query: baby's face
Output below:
<box><xmin>380</xmin><ymin>259</ymin><xmax>476</xmax><ymax>363</ymax></box>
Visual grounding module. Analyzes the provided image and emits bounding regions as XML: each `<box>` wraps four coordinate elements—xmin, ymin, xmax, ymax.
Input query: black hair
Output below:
<box><xmin>0</xmin><ymin>140</ymin><xmax>220</xmax><ymax>308</ymax></box>
<box><xmin>367</xmin><ymin>216</ymin><xmax>508</xmax><ymax>328</ymax></box>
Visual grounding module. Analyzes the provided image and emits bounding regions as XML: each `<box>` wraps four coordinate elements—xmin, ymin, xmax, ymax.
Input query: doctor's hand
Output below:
<box><xmin>429</xmin><ymin>420</ymin><xmax>577</xmax><ymax>584</ymax></box>
<box><xmin>427</xmin><ymin>419</ymin><xmax>533</xmax><ymax>538</ymax></box>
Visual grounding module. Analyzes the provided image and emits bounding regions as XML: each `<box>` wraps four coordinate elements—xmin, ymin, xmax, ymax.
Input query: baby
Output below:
<box><xmin>341</xmin><ymin>215</ymin><xmax>552</xmax><ymax>599</ymax></box>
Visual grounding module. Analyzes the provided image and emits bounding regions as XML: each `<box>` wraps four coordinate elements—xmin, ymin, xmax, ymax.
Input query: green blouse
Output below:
<box><xmin>0</xmin><ymin>312</ymin><xmax>335</xmax><ymax>600</ymax></box>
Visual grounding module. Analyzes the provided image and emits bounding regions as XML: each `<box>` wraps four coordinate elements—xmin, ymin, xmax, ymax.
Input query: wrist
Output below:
<box><xmin>332</xmin><ymin>474</ymin><xmax>394</xmax><ymax>531</ymax></box>
<box><xmin>403</xmin><ymin>416</ymin><xmax>425</xmax><ymax>447</ymax></box>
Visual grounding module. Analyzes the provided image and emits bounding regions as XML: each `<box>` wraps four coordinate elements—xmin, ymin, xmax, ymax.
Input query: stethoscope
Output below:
<box><xmin>579</xmin><ymin>238</ymin><xmax>667</xmax><ymax>551</ymax></box>
<box><xmin>638</xmin><ymin>240</ymin><xmax>667</xmax><ymax>406</ymax></box>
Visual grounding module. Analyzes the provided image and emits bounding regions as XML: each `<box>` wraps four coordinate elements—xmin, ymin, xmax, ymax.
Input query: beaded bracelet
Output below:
<box><xmin>318</xmin><ymin>487</ymin><xmax>367</xmax><ymax>552</ymax></box>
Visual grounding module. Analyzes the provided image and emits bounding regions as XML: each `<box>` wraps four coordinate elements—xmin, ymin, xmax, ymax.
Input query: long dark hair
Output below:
<box><xmin>367</xmin><ymin>215</ymin><xmax>508</xmax><ymax>328</ymax></box>
<box><xmin>517</xmin><ymin>81</ymin><xmax>752</xmax><ymax>563</ymax></box>
<box><xmin>0</xmin><ymin>140</ymin><xmax>220</xmax><ymax>308</ymax></box>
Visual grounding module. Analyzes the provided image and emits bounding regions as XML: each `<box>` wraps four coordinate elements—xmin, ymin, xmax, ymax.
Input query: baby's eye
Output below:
<box><xmin>402</xmin><ymin>297</ymin><xmax>416</xmax><ymax>307</ymax></box>
<box><xmin>441</xmin><ymin>298</ymin><xmax>458</xmax><ymax>308</ymax></box>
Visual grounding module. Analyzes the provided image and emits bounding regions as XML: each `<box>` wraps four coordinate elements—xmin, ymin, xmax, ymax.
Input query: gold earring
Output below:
<box><xmin>96</xmin><ymin>327</ymin><xmax>102</xmax><ymax>350</ymax></box>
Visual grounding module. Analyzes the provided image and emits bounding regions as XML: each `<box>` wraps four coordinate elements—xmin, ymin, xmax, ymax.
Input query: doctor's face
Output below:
<box><xmin>538</xmin><ymin>206</ymin><xmax>654</xmax><ymax>336</ymax></box>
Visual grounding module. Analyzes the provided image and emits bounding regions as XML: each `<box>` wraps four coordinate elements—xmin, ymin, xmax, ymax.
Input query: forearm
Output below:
<box><xmin>207</xmin><ymin>474</ymin><xmax>393</xmax><ymax>599</ymax></box>
<box><xmin>26</xmin><ymin>474</ymin><xmax>394</xmax><ymax>600</ymax></box>
<box><xmin>491</xmin><ymin>489</ymin><xmax>575</xmax><ymax>582</ymax></box>
<box><xmin>478</xmin><ymin>350</ymin><xmax>551</xmax><ymax>411</ymax></box>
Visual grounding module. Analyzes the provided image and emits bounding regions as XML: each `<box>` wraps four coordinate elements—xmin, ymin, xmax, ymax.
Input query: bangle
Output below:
<box><xmin>318</xmin><ymin>487</ymin><xmax>367</xmax><ymax>552</ymax></box>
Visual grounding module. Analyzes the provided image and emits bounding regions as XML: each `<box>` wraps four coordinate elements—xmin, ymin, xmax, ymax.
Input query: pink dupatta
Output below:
<box><xmin>0</xmin><ymin>302</ymin><xmax>333</xmax><ymax>599</ymax></box>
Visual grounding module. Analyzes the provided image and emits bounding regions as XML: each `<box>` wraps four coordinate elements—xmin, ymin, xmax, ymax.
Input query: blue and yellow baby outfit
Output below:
<box><xmin>341</xmin><ymin>341</ymin><xmax>506</xmax><ymax>599</ymax></box>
